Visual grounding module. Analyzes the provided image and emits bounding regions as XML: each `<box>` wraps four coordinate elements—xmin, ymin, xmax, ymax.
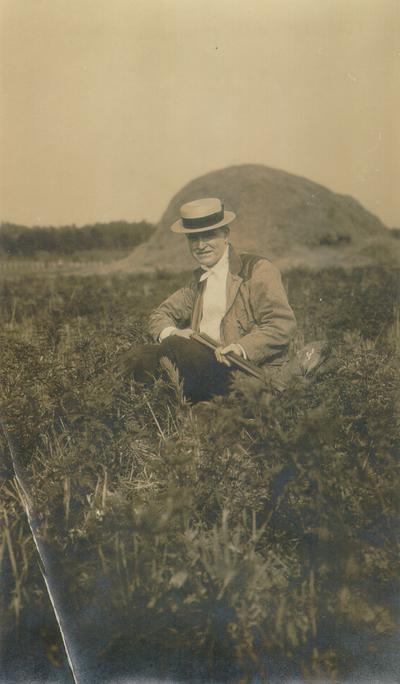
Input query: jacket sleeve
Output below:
<box><xmin>148</xmin><ymin>281</ymin><xmax>196</xmax><ymax>342</ymax></box>
<box><xmin>237</xmin><ymin>260</ymin><xmax>296</xmax><ymax>364</ymax></box>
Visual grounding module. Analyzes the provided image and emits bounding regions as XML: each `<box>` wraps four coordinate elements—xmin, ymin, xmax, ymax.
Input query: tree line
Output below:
<box><xmin>0</xmin><ymin>221</ymin><xmax>156</xmax><ymax>258</ymax></box>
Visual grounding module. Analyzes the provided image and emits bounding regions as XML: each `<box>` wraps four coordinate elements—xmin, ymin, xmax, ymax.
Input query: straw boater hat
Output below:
<box><xmin>171</xmin><ymin>198</ymin><xmax>236</xmax><ymax>234</ymax></box>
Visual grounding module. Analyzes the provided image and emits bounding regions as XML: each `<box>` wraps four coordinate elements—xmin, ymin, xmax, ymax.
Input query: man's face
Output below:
<box><xmin>186</xmin><ymin>227</ymin><xmax>229</xmax><ymax>268</ymax></box>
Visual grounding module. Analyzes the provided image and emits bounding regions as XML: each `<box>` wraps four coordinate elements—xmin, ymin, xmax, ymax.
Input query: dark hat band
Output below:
<box><xmin>182</xmin><ymin>205</ymin><xmax>224</xmax><ymax>229</ymax></box>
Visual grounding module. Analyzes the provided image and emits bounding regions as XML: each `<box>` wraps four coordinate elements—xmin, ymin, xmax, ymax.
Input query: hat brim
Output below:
<box><xmin>171</xmin><ymin>211</ymin><xmax>236</xmax><ymax>234</ymax></box>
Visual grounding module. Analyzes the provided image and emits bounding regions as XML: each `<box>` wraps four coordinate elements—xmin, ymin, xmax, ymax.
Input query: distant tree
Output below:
<box><xmin>0</xmin><ymin>220</ymin><xmax>156</xmax><ymax>257</ymax></box>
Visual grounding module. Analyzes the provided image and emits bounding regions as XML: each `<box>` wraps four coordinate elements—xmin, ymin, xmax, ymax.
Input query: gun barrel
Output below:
<box><xmin>191</xmin><ymin>332</ymin><xmax>265</xmax><ymax>381</ymax></box>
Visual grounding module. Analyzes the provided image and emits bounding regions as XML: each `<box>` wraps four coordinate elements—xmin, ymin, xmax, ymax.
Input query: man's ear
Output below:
<box><xmin>223</xmin><ymin>227</ymin><xmax>231</xmax><ymax>241</ymax></box>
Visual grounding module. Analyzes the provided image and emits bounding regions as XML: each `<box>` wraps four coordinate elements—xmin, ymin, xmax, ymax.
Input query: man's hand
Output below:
<box><xmin>172</xmin><ymin>328</ymin><xmax>194</xmax><ymax>339</ymax></box>
<box><xmin>159</xmin><ymin>327</ymin><xmax>194</xmax><ymax>341</ymax></box>
<box><xmin>215</xmin><ymin>343</ymin><xmax>244</xmax><ymax>366</ymax></box>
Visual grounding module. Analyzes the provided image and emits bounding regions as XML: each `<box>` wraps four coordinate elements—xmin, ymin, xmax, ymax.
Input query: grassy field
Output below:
<box><xmin>0</xmin><ymin>264</ymin><xmax>399</xmax><ymax>683</ymax></box>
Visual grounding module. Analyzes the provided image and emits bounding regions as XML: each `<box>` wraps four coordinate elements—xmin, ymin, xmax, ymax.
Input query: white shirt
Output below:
<box><xmin>198</xmin><ymin>246</ymin><xmax>229</xmax><ymax>342</ymax></box>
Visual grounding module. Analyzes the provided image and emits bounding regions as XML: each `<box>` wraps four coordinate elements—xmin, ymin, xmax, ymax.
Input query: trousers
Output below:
<box><xmin>127</xmin><ymin>336</ymin><xmax>234</xmax><ymax>403</ymax></box>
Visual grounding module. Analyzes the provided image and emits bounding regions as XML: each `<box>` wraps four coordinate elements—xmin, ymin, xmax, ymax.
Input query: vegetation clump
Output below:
<box><xmin>0</xmin><ymin>266</ymin><xmax>399</xmax><ymax>682</ymax></box>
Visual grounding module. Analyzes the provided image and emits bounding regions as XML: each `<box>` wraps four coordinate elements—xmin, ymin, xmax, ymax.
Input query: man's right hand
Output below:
<box><xmin>171</xmin><ymin>328</ymin><xmax>194</xmax><ymax>339</ymax></box>
<box><xmin>159</xmin><ymin>326</ymin><xmax>194</xmax><ymax>341</ymax></box>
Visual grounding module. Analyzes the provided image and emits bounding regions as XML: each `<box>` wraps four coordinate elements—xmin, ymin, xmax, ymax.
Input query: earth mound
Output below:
<box><xmin>114</xmin><ymin>164</ymin><xmax>398</xmax><ymax>272</ymax></box>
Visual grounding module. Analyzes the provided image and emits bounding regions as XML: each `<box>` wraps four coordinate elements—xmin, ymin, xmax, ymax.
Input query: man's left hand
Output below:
<box><xmin>215</xmin><ymin>344</ymin><xmax>244</xmax><ymax>366</ymax></box>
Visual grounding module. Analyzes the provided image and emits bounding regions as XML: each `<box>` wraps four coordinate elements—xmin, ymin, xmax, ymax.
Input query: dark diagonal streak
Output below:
<box><xmin>1</xmin><ymin>418</ymin><xmax>80</xmax><ymax>684</ymax></box>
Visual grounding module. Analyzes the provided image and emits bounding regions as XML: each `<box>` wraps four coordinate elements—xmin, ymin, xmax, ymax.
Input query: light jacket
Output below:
<box><xmin>148</xmin><ymin>246</ymin><xmax>296</xmax><ymax>368</ymax></box>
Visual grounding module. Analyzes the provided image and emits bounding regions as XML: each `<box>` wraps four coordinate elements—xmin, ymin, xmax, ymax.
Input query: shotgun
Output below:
<box><xmin>190</xmin><ymin>331</ymin><xmax>266</xmax><ymax>381</ymax></box>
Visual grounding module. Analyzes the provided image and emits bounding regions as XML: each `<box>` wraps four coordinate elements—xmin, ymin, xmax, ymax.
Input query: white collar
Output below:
<box><xmin>199</xmin><ymin>246</ymin><xmax>229</xmax><ymax>281</ymax></box>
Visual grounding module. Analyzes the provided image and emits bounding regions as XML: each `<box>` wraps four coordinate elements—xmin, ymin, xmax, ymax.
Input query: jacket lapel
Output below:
<box><xmin>192</xmin><ymin>276</ymin><xmax>204</xmax><ymax>332</ymax></box>
<box><xmin>225</xmin><ymin>273</ymin><xmax>242</xmax><ymax>317</ymax></box>
<box><xmin>191</xmin><ymin>276</ymin><xmax>205</xmax><ymax>331</ymax></box>
<box><xmin>224</xmin><ymin>246</ymin><xmax>243</xmax><ymax>317</ymax></box>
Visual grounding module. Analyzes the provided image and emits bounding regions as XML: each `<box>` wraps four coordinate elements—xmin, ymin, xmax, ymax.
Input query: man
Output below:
<box><xmin>124</xmin><ymin>197</ymin><xmax>296</xmax><ymax>402</ymax></box>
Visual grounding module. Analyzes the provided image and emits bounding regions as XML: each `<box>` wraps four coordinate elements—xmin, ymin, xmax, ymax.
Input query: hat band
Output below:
<box><xmin>182</xmin><ymin>205</ymin><xmax>224</xmax><ymax>229</ymax></box>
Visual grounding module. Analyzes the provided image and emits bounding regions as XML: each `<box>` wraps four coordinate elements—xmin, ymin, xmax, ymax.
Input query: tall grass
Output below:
<box><xmin>0</xmin><ymin>266</ymin><xmax>399</xmax><ymax>682</ymax></box>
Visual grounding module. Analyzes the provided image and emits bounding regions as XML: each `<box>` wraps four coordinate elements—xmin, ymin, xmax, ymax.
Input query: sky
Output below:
<box><xmin>1</xmin><ymin>0</ymin><xmax>399</xmax><ymax>227</ymax></box>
